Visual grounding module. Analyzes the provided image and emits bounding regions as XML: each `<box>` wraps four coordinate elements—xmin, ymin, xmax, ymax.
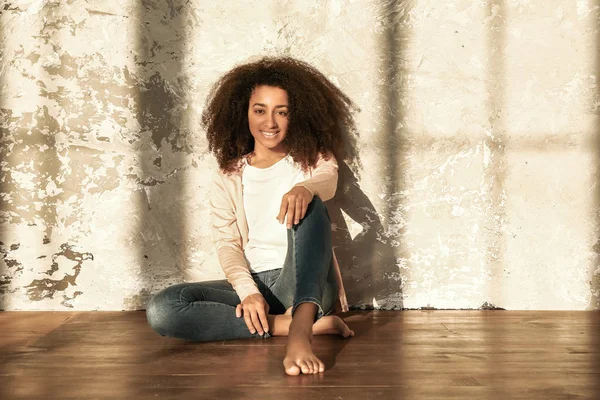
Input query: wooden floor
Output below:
<box><xmin>1</xmin><ymin>311</ymin><xmax>599</xmax><ymax>399</ymax></box>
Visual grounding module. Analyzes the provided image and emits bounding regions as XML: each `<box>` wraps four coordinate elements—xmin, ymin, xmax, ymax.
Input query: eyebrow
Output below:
<box><xmin>252</xmin><ymin>103</ymin><xmax>288</xmax><ymax>108</ymax></box>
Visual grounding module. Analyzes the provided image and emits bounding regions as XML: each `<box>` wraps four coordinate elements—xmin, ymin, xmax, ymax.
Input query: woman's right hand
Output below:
<box><xmin>236</xmin><ymin>293</ymin><xmax>270</xmax><ymax>335</ymax></box>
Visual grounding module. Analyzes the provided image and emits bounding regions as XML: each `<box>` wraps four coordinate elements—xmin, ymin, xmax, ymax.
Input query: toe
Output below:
<box><xmin>283</xmin><ymin>359</ymin><xmax>301</xmax><ymax>376</ymax></box>
<box><xmin>287</xmin><ymin>365</ymin><xmax>300</xmax><ymax>376</ymax></box>
<box><xmin>300</xmin><ymin>361</ymin><xmax>310</xmax><ymax>374</ymax></box>
<box><xmin>317</xmin><ymin>360</ymin><xmax>325</xmax><ymax>372</ymax></box>
<box><xmin>314</xmin><ymin>361</ymin><xmax>321</xmax><ymax>374</ymax></box>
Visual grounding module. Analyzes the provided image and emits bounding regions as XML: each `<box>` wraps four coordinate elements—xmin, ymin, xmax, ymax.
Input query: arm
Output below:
<box><xmin>209</xmin><ymin>171</ymin><xmax>260</xmax><ymax>302</ymax></box>
<box><xmin>277</xmin><ymin>153</ymin><xmax>339</xmax><ymax>229</ymax></box>
<box><xmin>293</xmin><ymin>153</ymin><xmax>339</xmax><ymax>201</ymax></box>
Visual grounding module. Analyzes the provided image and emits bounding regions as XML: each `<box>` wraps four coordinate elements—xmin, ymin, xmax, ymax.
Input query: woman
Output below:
<box><xmin>146</xmin><ymin>56</ymin><xmax>360</xmax><ymax>376</ymax></box>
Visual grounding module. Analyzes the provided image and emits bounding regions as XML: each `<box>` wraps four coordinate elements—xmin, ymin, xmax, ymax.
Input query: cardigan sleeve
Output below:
<box><xmin>209</xmin><ymin>171</ymin><xmax>260</xmax><ymax>302</ymax></box>
<box><xmin>294</xmin><ymin>153</ymin><xmax>339</xmax><ymax>201</ymax></box>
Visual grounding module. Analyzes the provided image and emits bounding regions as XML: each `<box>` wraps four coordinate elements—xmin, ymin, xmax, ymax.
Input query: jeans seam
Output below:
<box><xmin>178</xmin><ymin>286</ymin><xmax>187</xmax><ymax>305</ymax></box>
<box><xmin>291</xmin><ymin>202</ymin><xmax>327</xmax><ymax>321</ymax></box>
<box><xmin>293</xmin><ymin>227</ymin><xmax>298</xmax><ymax>313</ymax></box>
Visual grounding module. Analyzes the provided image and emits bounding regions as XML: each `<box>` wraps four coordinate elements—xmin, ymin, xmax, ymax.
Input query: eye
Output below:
<box><xmin>254</xmin><ymin>109</ymin><xmax>265</xmax><ymax>114</ymax></box>
<box><xmin>277</xmin><ymin>111</ymin><xmax>288</xmax><ymax>116</ymax></box>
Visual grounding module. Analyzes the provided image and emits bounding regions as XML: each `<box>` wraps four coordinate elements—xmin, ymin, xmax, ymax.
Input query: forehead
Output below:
<box><xmin>250</xmin><ymin>85</ymin><xmax>288</xmax><ymax>103</ymax></box>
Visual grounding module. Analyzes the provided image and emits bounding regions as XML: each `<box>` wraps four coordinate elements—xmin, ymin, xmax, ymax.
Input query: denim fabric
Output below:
<box><xmin>145</xmin><ymin>197</ymin><xmax>338</xmax><ymax>342</ymax></box>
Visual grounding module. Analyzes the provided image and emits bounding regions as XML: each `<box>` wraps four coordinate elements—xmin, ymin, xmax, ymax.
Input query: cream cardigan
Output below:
<box><xmin>209</xmin><ymin>153</ymin><xmax>349</xmax><ymax>313</ymax></box>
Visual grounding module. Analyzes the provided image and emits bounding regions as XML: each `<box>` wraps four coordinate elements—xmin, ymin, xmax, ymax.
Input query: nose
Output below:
<box><xmin>266</xmin><ymin>113</ymin><xmax>278</xmax><ymax>128</ymax></box>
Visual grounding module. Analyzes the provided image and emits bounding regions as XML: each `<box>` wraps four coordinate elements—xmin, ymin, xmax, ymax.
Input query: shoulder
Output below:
<box><xmin>213</xmin><ymin>156</ymin><xmax>249</xmax><ymax>182</ymax></box>
<box><xmin>313</xmin><ymin>152</ymin><xmax>338</xmax><ymax>169</ymax></box>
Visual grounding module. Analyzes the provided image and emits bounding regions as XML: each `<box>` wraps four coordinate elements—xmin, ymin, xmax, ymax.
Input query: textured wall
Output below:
<box><xmin>0</xmin><ymin>0</ymin><xmax>598</xmax><ymax>311</ymax></box>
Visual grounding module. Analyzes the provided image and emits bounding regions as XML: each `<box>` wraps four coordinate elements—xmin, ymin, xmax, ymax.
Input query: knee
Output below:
<box><xmin>146</xmin><ymin>292</ymin><xmax>170</xmax><ymax>336</ymax></box>
<box><xmin>310</xmin><ymin>195</ymin><xmax>325</xmax><ymax>208</ymax></box>
<box><xmin>305</xmin><ymin>196</ymin><xmax>328</xmax><ymax>220</ymax></box>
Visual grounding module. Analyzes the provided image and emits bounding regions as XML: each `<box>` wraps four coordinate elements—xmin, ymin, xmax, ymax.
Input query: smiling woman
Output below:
<box><xmin>247</xmin><ymin>85</ymin><xmax>290</xmax><ymax>162</ymax></box>
<box><xmin>201</xmin><ymin>56</ymin><xmax>360</xmax><ymax>174</ymax></box>
<box><xmin>146</xmin><ymin>56</ymin><xmax>360</xmax><ymax>376</ymax></box>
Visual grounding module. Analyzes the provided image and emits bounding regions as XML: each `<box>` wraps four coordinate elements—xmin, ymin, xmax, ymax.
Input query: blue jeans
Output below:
<box><xmin>146</xmin><ymin>197</ymin><xmax>338</xmax><ymax>342</ymax></box>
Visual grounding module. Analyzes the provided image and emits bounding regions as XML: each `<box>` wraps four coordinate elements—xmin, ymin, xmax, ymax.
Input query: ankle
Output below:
<box><xmin>290</xmin><ymin>317</ymin><xmax>314</xmax><ymax>338</ymax></box>
<box><xmin>293</xmin><ymin>302</ymin><xmax>319</xmax><ymax>321</ymax></box>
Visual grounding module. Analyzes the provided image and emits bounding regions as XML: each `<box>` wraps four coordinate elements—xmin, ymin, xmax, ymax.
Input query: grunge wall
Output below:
<box><xmin>1</xmin><ymin>0</ymin><xmax>598</xmax><ymax>310</ymax></box>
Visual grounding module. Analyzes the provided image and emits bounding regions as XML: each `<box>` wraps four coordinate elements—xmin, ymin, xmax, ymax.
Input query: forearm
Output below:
<box><xmin>217</xmin><ymin>244</ymin><xmax>260</xmax><ymax>302</ymax></box>
<box><xmin>294</xmin><ymin>154</ymin><xmax>339</xmax><ymax>201</ymax></box>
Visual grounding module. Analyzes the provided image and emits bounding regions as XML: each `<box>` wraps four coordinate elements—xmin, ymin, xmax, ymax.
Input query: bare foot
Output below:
<box><xmin>272</xmin><ymin>305</ymin><xmax>354</xmax><ymax>375</ymax></box>
<box><xmin>283</xmin><ymin>323</ymin><xmax>323</xmax><ymax>376</ymax></box>
<box><xmin>283</xmin><ymin>303</ymin><xmax>323</xmax><ymax>376</ymax></box>
<box><xmin>313</xmin><ymin>315</ymin><xmax>355</xmax><ymax>338</ymax></box>
<box><xmin>268</xmin><ymin>313</ymin><xmax>355</xmax><ymax>338</ymax></box>
<box><xmin>284</xmin><ymin>306</ymin><xmax>354</xmax><ymax>337</ymax></box>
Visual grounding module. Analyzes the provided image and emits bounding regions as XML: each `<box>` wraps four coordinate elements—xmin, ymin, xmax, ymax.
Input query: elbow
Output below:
<box><xmin>322</xmin><ymin>175</ymin><xmax>338</xmax><ymax>201</ymax></box>
<box><xmin>320</xmin><ymin>187</ymin><xmax>337</xmax><ymax>202</ymax></box>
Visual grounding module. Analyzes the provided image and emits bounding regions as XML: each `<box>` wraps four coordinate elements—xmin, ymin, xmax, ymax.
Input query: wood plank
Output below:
<box><xmin>0</xmin><ymin>310</ymin><xmax>599</xmax><ymax>400</ymax></box>
<box><xmin>0</xmin><ymin>311</ymin><xmax>79</xmax><ymax>354</ymax></box>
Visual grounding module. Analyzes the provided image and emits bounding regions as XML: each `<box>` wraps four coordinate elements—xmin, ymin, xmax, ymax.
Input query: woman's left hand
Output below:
<box><xmin>277</xmin><ymin>186</ymin><xmax>314</xmax><ymax>229</ymax></box>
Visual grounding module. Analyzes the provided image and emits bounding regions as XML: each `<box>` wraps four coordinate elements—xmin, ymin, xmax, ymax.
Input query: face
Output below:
<box><xmin>247</xmin><ymin>85</ymin><xmax>289</xmax><ymax>154</ymax></box>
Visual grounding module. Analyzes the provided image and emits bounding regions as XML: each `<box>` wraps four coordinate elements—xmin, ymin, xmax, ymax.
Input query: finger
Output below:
<box><xmin>243</xmin><ymin>309</ymin><xmax>255</xmax><ymax>334</ymax></box>
<box><xmin>258</xmin><ymin>306</ymin><xmax>269</xmax><ymax>333</ymax></box>
<box><xmin>286</xmin><ymin>199</ymin><xmax>295</xmax><ymax>229</ymax></box>
<box><xmin>300</xmin><ymin>199</ymin><xmax>308</xmax><ymax>220</ymax></box>
<box><xmin>294</xmin><ymin>198</ymin><xmax>303</xmax><ymax>225</ymax></box>
<box><xmin>277</xmin><ymin>196</ymin><xmax>288</xmax><ymax>223</ymax></box>
<box><xmin>250</xmin><ymin>309</ymin><xmax>264</xmax><ymax>335</ymax></box>
<box><xmin>236</xmin><ymin>304</ymin><xmax>242</xmax><ymax>318</ymax></box>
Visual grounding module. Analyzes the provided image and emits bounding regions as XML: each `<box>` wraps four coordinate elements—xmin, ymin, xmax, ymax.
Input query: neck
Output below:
<box><xmin>252</xmin><ymin>143</ymin><xmax>288</xmax><ymax>163</ymax></box>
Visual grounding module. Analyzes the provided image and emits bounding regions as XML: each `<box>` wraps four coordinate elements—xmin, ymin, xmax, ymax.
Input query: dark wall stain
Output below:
<box><xmin>0</xmin><ymin>106</ymin><xmax>62</xmax><ymax>237</ymax></box>
<box><xmin>61</xmin><ymin>290</ymin><xmax>83</xmax><ymax>308</ymax></box>
<box><xmin>0</xmin><ymin>241</ymin><xmax>22</xmax><ymax>302</ymax></box>
<box><xmin>479</xmin><ymin>301</ymin><xmax>505</xmax><ymax>310</ymax></box>
<box><xmin>25</xmin><ymin>243</ymin><xmax>93</xmax><ymax>302</ymax></box>
<box><xmin>123</xmin><ymin>288</ymin><xmax>152</xmax><ymax>311</ymax></box>
<box><xmin>1</xmin><ymin>242</ymin><xmax>23</xmax><ymax>275</ymax></box>
<box><xmin>43</xmin><ymin>53</ymin><xmax>79</xmax><ymax>79</ymax></box>
<box><xmin>136</xmin><ymin>71</ymin><xmax>190</xmax><ymax>152</ymax></box>
<box><xmin>1</xmin><ymin>3</ymin><xmax>18</xmax><ymax>14</ymax></box>
<box><xmin>0</xmin><ymin>275</ymin><xmax>11</xmax><ymax>295</ymax></box>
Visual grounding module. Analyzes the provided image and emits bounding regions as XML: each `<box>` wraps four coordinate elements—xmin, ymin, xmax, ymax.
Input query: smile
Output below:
<box><xmin>261</xmin><ymin>131</ymin><xmax>279</xmax><ymax>138</ymax></box>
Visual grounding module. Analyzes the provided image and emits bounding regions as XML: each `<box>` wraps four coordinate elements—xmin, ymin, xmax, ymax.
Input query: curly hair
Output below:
<box><xmin>201</xmin><ymin>56</ymin><xmax>360</xmax><ymax>174</ymax></box>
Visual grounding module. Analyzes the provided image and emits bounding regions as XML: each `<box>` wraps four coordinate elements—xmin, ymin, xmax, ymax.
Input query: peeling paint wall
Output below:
<box><xmin>0</xmin><ymin>0</ymin><xmax>598</xmax><ymax>311</ymax></box>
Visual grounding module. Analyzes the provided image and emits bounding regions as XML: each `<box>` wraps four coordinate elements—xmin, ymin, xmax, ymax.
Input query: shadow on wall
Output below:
<box><xmin>591</xmin><ymin>0</ymin><xmax>600</xmax><ymax>311</ymax></box>
<box><xmin>0</xmin><ymin>2</ymin><xmax>65</xmax><ymax>310</ymax></box>
<box><xmin>324</xmin><ymin>0</ymin><xmax>415</xmax><ymax>310</ymax></box>
<box><xmin>484</xmin><ymin>0</ymin><xmax>508</xmax><ymax>308</ymax></box>
<box><xmin>131</xmin><ymin>1</ymin><xmax>189</xmax><ymax>309</ymax></box>
<box><xmin>328</xmin><ymin>0</ymin><xmax>418</xmax><ymax>310</ymax></box>
<box><xmin>327</xmin><ymin>161</ymin><xmax>402</xmax><ymax>310</ymax></box>
<box><xmin>0</xmin><ymin>2</ymin><xmax>8</xmax><ymax>310</ymax></box>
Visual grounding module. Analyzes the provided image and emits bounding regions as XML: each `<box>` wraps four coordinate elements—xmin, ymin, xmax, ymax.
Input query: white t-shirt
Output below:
<box><xmin>242</xmin><ymin>155</ymin><xmax>306</xmax><ymax>273</ymax></box>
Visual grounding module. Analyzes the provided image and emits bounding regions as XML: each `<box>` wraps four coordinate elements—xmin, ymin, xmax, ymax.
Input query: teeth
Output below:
<box><xmin>261</xmin><ymin>131</ymin><xmax>278</xmax><ymax>137</ymax></box>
